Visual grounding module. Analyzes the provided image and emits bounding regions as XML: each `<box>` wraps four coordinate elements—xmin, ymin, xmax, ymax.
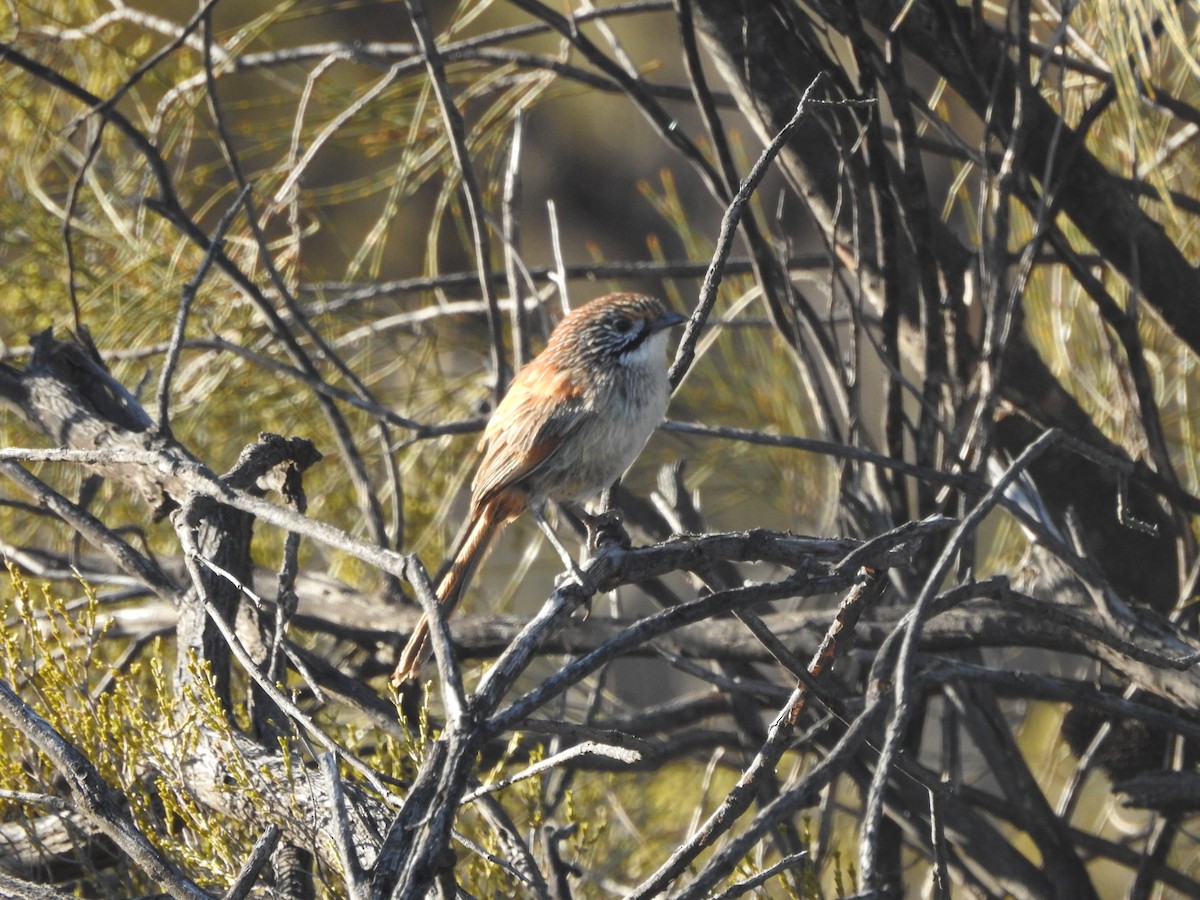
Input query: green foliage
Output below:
<box><xmin>0</xmin><ymin>572</ymin><xmax>299</xmax><ymax>892</ymax></box>
<box><xmin>0</xmin><ymin>567</ymin><xmax>367</xmax><ymax>895</ymax></box>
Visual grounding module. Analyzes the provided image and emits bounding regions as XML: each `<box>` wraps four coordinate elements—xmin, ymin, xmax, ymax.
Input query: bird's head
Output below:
<box><xmin>547</xmin><ymin>293</ymin><xmax>687</xmax><ymax>369</ymax></box>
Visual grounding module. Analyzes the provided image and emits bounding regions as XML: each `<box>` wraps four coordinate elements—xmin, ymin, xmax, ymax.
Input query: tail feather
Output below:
<box><xmin>391</xmin><ymin>495</ymin><xmax>518</xmax><ymax>686</ymax></box>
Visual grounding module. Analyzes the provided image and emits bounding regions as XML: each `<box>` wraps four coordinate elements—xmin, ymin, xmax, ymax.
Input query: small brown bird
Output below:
<box><xmin>392</xmin><ymin>292</ymin><xmax>685</xmax><ymax>686</ymax></box>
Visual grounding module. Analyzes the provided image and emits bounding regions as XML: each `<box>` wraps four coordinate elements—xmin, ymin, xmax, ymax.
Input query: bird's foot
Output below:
<box><xmin>553</xmin><ymin>566</ymin><xmax>585</xmax><ymax>590</ymax></box>
<box><xmin>581</xmin><ymin>508</ymin><xmax>631</xmax><ymax>554</ymax></box>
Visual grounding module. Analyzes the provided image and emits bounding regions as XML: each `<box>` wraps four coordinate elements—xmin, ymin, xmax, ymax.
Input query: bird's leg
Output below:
<box><xmin>531</xmin><ymin>503</ymin><xmax>586</xmax><ymax>586</ymax></box>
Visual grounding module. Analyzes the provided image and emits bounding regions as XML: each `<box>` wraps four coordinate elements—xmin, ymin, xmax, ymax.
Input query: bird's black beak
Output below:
<box><xmin>651</xmin><ymin>311</ymin><xmax>688</xmax><ymax>332</ymax></box>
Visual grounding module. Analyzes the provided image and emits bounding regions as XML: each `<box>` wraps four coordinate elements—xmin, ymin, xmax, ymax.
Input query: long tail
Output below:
<box><xmin>391</xmin><ymin>495</ymin><xmax>518</xmax><ymax>686</ymax></box>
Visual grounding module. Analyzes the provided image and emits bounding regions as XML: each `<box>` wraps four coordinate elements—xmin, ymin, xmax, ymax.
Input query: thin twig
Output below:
<box><xmin>707</xmin><ymin>851</ymin><xmax>811</xmax><ymax>900</ymax></box>
<box><xmin>405</xmin><ymin>0</ymin><xmax>509</xmax><ymax>399</ymax></box>
<box><xmin>859</xmin><ymin>429</ymin><xmax>1060</xmax><ymax>888</ymax></box>
<box><xmin>157</xmin><ymin>184</ymin><xmax>250</xmax><ymax>436</ymax></box>
<box><xmin>319</xmin><ymin>753</ymin><xmax>369</xmax><ymax>900</ymax></box>
<box><xmin>223</xmin><ymin>824</ymin><xmax>281</xmax><ymax>900</ymax></box>
<box><xmin>407</xmin><ymin>553</ymin><xmax>468</xmax><ymax>723</ymax></box>
<box><xmin>464</xmin><ymin>740</ymin><xmax>641</xmax><ymax>802</ymax></box>
<box><xmin>503</xmin><ymin>111</ymin><xmax>532</xmax><ymax>368</ymax></box>
<box><xmin>669</xmin><ymin>77</ymin><xmax>831</xmax><ymax>388</ymax></box>
<box><xmin>0</xmin><ymin>460</ymin><xmax>181</xmax><ymax>604</ymax></box>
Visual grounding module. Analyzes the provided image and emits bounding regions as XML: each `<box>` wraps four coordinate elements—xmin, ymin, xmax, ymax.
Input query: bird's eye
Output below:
<box><xmin>613</xmin><ymin>317</ymin><xmax>633</xmax><ymax>333</ymax></box>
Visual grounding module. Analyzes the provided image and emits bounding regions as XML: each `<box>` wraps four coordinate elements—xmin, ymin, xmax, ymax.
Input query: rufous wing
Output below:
<box><xmin>470</xmin><ymin>362</ymin><xmax>590</xmax><ymax>507</ymax></box>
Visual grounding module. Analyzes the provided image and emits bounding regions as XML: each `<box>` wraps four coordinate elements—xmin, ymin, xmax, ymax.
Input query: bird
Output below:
<box><xmin>391</xmin><ymin>292</ymin><xmax>686</xmax><ymax>686</ymax></box>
